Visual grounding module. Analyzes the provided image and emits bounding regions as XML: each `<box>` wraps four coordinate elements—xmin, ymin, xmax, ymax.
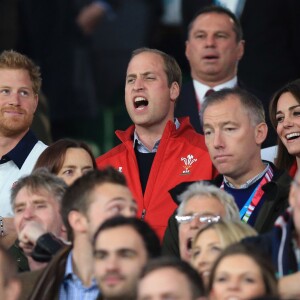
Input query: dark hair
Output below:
<box><xmin>11</xmin><ymin>168</ymin><xmax>67</xmax><ymax>209</ymax></box>
<box><xmin>93</xmin><ymin>216</ymin><xmax>161</xmax><ymax>258</ymax></box>
<box><xmin>140</xmin><ymin>256</ymin><xmax>205</xmax><ymax>299</ymax></box>
<box><xmin>0</xmin><ymin>243</ymin><xmax>18</xmax><ymax>286</ymax></box>
<box><xmin>208</xmin><ymin>243</ymin><xmax>278</xmax><ymax>297</ymax></box>
<box><xmin>269</xmin><ymin>79</ymin><xmax>300</xmax><ymax>170</ymax></box>
<box><xmin>34</xmin><ymin>138</ymin><xmax>97</xmax><ymax>174</ymax></box>
<box><xmin>200</xmin><ymin>87</ymin><xmax>265</xmax><ymax>127</ymax></box>
<box><xmin>61</xmin><ymin>167</ymin><xmax>128</xmax><ymax>240</ymax></box>
<box><xmin>187</xmin><ymin>5</ymin><xmax>243</xmax><ymax>42</ymax></box>
<box><xmin>131</xmin><ymin>47</ymin><xmax>182</xmax><ymax>89</ymax></box>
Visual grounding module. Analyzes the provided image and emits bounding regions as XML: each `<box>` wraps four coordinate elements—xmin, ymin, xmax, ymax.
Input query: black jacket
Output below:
<box><xmin>162</xmin><ymin>164</ymin><xmax>291</xmax><ymax>257</ymax></box>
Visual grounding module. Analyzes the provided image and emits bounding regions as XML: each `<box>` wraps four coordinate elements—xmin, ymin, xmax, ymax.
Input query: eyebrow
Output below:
<box><xmin>276</xmin><ymin>104</ymin><xmax>300</xmax><ymax>115</ymax></box>
<box><xmin>117</xmin><ymin>248</ymin><xmax>137</xmax><ymax>255</ymax></box>
<box><xmin>61</xmin><ymin>165</ymin><xmax>92</xmax><ymax>169</ymax></box>
<box><xmin>95</xmin><ymin>248</ymin><xmax>137</xmax><ymax>255</ymax></box>
<box><xmin>203</xmin><ymin>121</ymin><xmax>239</xmax><ymax>127</ymax></box>
<box><xmin>0</xmin><ymin>85</ymin><xmax>32</xmax><ymax>90</ymax></box>
<box><xmin>105</xmin><ymin>197</ymin><xmax>132</xmax><ymax>205</ymax></box>
<box><xmin>61</xmin><ymin>165</ymin><xmax>76</xmax><ymax>169</ymax></box>
<box><xmin>126</xmin><ymin>71</ymin><xmax>155</xmax><ymax>79</ymax></box>
<box><xmin>13</xmin><ymin>199</ymin><xmax>47</xmax><ymax>209</ymax></box>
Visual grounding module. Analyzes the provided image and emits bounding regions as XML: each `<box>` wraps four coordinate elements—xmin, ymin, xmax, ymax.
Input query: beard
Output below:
<box><xmin>0</xmin><ymin>108</ymin><xmax>34</xmax><ymax>137</ymax></box>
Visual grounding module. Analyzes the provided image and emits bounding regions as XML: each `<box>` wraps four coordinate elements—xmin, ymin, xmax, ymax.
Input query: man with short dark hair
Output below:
<box><xmin>137</xmin><ymin>256</ymin><xmax>205</xmax><ymax>300</ymax></box>
<box><xmin>97</xmin><ymin>47</ymin><xmax>216</xmax><ymax>240</ymax></box>
<box><xmin>18</xmin><ymin>167</ymin><xmax>138</xmax><ymax>300</ymax></box>
<box><xmin>176</xmin><ymin>5</ymin><xmax>276</xmax><ymax>154</ymax></box>
<box><xmin>175</xmin><ymin>6</ymin><xmax>244</xmax><ymax>133</ymax></box>
<box><xmin>93</xmin><ymin>216</ymin><xmax>161</xmax><ymax>300</ymax></box>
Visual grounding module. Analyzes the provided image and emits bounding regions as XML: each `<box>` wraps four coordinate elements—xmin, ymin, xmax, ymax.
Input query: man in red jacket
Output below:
<box><xmin>96</xmin><ymin>48</ymin><xmax>216</xmax><ymax>240</ymax></box>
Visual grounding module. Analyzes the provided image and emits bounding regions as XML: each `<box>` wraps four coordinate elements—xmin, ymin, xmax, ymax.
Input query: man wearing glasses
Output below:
<box><xmin>174</xmin><ymin>181</ymin><xmax>239</xmax><ymax>261</ymax></box>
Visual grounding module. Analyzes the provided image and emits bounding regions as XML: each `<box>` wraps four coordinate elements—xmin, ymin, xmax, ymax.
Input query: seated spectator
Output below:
<box><xmin>18</xmin><ymin>167</ymin><xmax>137</xmax><ymax>300</ymax></box>
<box><xmin>269</xmin><ymin>78</ymin><xmax>300</xmax><ymax>177</ymax></box>
<box><xmin>34</xmin><ymin>138</ymin><xmax>96</xmax><ymax>186</ymax></box>
<box><xmin>190</xmin><ymin>220</ymin><xmax>257</xmax><ymax>288</ymax></box>
<box><xmin>11</xmin><ymin>141</ymin><xmax>97</xmax><ymax>270</ymax></box>
<box><xmin>137</xmin><ymin>256</ymin><xmax>205</xmax><ymax>300</ymax></box>
<box><xmin>96</xmin><ymin>47</ymin><xmax>216</xmax><ymax>241</ymax></box>
<box><xmin>208</xmin><ymin>243</ymin><xmax>278</xmax><ymax>300</ymax></box>
<box><xmin>93</xmin><ymin>216</ymin><xmax>161</xmax><ymax>300</ymax></box>
<box><xmin>10</xmin><ymin>169</ymin><xmax>67</xmax><ymax>271</ymax></box>
<box><xmin>163</xmin><ymin>181</ymin><xmax>239</xmax><ymax>261</ymax></box>
<box><xmin>0</xmin><ymin>243</ymin><xmax>20</xmax><ymax>300</ymax></box>
<box><xmin>0</xmin><ymin>50</ymin><xmax>47</xmax><ymax>249</ymax></box>
<box><xmin>164</xmin><ymin>88</ymin><xmax>291</xmax><ymax>258</ymax></box>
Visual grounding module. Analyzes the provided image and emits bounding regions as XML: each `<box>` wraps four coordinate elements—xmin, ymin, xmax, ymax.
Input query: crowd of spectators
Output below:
<box><xmin>1</xmin><ymin>1</ymin><xmax>300</xmax><ymax>299</ymax></box>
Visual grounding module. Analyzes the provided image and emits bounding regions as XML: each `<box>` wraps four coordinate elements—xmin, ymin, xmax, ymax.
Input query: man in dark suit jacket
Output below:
<box><xmin>180</xmin><ymin>0</ymin><xmax>300</xmax><ymax>147</ymax></box>
<box><xmin>175</xmin><ymin>5</ymin><xmax>244</xmax><ymax>134</ymax></box>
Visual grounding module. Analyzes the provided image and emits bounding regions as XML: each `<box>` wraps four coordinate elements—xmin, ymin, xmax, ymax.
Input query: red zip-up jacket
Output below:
<box><xmin>96</xmin><ymin>117</ymin><xmax>217</xmax><ymax>240</ymax></box>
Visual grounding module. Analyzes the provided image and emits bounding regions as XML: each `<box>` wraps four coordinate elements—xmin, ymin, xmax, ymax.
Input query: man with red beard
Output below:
<box><xmin>0</xmin><ymin>50</ymin><xmax>47</xmax><ymax>248</ymax></box>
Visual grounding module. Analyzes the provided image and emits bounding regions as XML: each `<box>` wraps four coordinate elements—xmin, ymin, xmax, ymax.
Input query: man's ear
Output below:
<box><xmin>170</xmin><ymin>82</ymin><xmax>180</xmax><ymax>102</ymax></box>
<box><xmin>68</xmin><ymin>211</ymin><xmax>88</xmax><ymax>234</ymax></box>
<box><xmin>237</xmin><ymin>39</ymin><xmax>245</xmax><ymax>61</ymax></box>
<box><xmin>33</xmin><ymin>93</ymin><xmax>39</xmax><ymax>113</ymax></box>
<box><xmin>255</xmin><ymin>122</ymin><xmax>268</xmax><ymax>145</ymax></box>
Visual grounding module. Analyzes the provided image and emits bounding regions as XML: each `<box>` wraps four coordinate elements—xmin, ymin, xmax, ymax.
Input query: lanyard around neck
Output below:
<box><xmin>221</xmin><ymin>167</ymin><xmax>273</xmax><ymax>223</ymax></box>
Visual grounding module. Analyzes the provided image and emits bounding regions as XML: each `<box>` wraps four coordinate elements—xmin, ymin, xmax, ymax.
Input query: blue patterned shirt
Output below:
<box><xmin>59</xmin><ymin>251</ymin><xmax>100</xmax><ymax>300</ymax></box>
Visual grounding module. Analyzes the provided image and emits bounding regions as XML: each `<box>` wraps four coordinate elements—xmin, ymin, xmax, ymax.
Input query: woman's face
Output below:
<box><xmin>191</xmin><ymin>228</ymin><xmax>222</xmax><ymax>287</ymax></box>
<box><xmin>210</xmin><ymin>254</ymin><xmax>266</xmax><ymax>300</ymax></box>
<box><xmin>57</xmin><ymin>147</ymin><xmax>94</xmax><ymax>185</ymax></box>
<box><xmin>276</xmin><ymin>92</ymin><xmax>300</xmax><ymax>157</ymax></box>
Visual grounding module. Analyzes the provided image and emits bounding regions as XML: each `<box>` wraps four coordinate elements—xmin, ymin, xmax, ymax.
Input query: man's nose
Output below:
<box><xmin>213</xmin><ymin>131</ymin><xmax>224</xmax><ymax>149</ymax></box>
<box><xmin>23</xmin><ymin>206</ymin><xmax>34</xmax><ymax>219</ymax></box>
<box><xmin>133</xmin><ymin>77</ymin><xmax>145</xmax><ymax>91</ymax></box>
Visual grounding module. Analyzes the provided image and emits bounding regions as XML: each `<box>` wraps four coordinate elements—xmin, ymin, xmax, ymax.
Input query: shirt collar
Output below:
<box><xmin>1</xmin><ymin>130</ymin><xmax>38</xmax><ymax>169</ymax></box>
<box><xmin>64</xmin><ymin>250</ymin><xmax>74</xmax><ymax>278</ymax></box>
<box><xmin>64</xmin><ymin>251</ymin><xmax>98</xmax><ymax>286</ymax></box>
<box><xmin>133</xmin><ymin>118</ymin><xmax>180</xmax><ymax>153</ymax></box>
<box><xmin>193</xmin><ymin>76</ymin><xmax>238</xmax><ymax>105</ymax></box>
<box><xmin>224</xmin><ymin>163</ymin><xmax>270</xmax><ymax>189</ymax></box>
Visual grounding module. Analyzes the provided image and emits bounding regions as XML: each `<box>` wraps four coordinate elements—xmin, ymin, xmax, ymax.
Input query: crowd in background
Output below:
<box><xmin>1</xmin><ymin>1</ymin><xmax>300</xmax><ymax>299</ymax></box>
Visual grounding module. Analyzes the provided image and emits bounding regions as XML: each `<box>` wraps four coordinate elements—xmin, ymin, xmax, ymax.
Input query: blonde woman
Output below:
<box><xmin>190</xmin><ymin>220</ymin><xmax>257</xmax><ymax>288</ymax></box>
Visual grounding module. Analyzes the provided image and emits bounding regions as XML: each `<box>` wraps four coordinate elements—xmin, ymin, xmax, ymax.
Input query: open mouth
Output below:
<box><xmin>286</xmin><ymin>132</ymin><xmax>300</xmax><ymax>140</ymax></box>
<box><xmin>187</xmin><ymin>238</ymin><xmax>193</xmax><ymax>251</ymax></box>
<box><xmin>134</xmin><ymin>97</ymin><xmax>148</xmax><ymax>109</ymax></box>
<box><xmin>203</xmin><ymin>55</ymin><xmax>219</xmax><ymax>60</ymax></box>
